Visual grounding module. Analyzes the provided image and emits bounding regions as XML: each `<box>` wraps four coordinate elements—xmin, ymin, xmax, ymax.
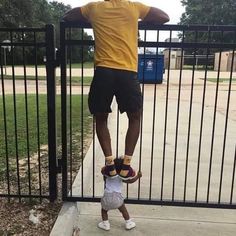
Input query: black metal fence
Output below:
<box><xmin>1</xmin><ymin>23</ymin><xmax>236</xmax><ymax>209</ymax></box>
<box><xmin>0</xmin><ymin>25</ymin><xmax>57</xmax><ymax>202</ymax></box>
<box><xmin>61</xmin><ymin>22</ymin><xmax>236</xmax><ymax>209</ymax></box>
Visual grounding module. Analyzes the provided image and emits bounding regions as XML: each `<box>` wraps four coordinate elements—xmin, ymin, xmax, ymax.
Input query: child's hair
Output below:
<box><xmin>114</xmin><ymin>157</ymin><xmax>123</xmax><ymax>174</ymax></box>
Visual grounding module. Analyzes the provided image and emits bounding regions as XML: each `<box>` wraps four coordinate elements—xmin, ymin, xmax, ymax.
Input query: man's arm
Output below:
<box><xmin>143</xmin><ymin>7</ymin><xmax>170</xmax><ymax>24</ymax></box>
<box><xmin>63</xmin><ymin>7</ymin><xmax>88</xmax><ymax>22</ymax></box>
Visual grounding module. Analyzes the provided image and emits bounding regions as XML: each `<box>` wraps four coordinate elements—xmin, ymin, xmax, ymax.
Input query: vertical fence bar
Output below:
<box><xmin>10</xmin><ymin>31</ymin><xmax>21</xmax><ymax>201</ymax></box>
<box><xmin>81</xmin><ymin>28</ymin><xmax>84</xmax><ymax>198</ymax></box>
<box><xmin>45</xmin><ymin>24</ymin><xmax>57</xmax><ymax>202</ymax></box>
<box><xmin>61</xmin><ymin>22</ymin><xmax>68</xmax><ymax>200</ymax></box>
<box><xmin>69</xmin><ymin>28</ymin><xmax>73</xmax><ymax>197</ymax></box>
<box><xmin>92</xmin><ymin>116</ymin><xmax>95</xmax><ymax>197</ymax></box>
<box><xmin>207</xmin><ymin>31</ymin><xmax>223</xmax><ymax>203</ymax></box>
<box><xmin>149</xmin><ymin>31</ymin><xmax>159</xmax><ymax>200</ymax></box>
<box><xmin>183</xmin><ymin>31</ymin><xmax>198</xmax><ymax>201</ymax></box>
<box><xmin>172</xmin><ymin>30</ymin><xmax>185</xmax><ymax>201</ymax></box>
<box><xmin>138</xmin><ymin>29</ymin><xmax>147</xmax><ymax>199</ymax></box>
<box><xmin>116</xmin><ymin>108</ymin><xmax>119</xmax><ymax>159</ymax></box>
<box><xmin>161</xmin><ymin>30</ymin><xmax>172</xmax><ymax>201</ymax></box>
<box><xmin>34</xmin><ymin>32</ymin><xmax>42</xmax><ymax>199</ymax></box>
<box><xmin>218</xmin><ymin>45</ymin><xmax>235</xmax><ymax>203</ymax></box>
<box><xmin>195</xmin><ymin>29</ymin><xmax>211</xmax><ymax>202</ymax></box>
<box><xmin>22</xmin><ymin>31</ymin><xmax>31</xmax><ymax>197</ymax></box>
<box><xmin>230</xmin><ymin>146</ymin><xmax>236</xmax><ymax>204</ymax></box>
<box><xmin>0</xmin><ymin>46</ymin><xmax>10</xmax><ymax>199</ymax></box>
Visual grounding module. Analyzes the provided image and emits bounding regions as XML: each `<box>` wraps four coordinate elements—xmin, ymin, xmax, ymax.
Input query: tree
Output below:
<box><xmin>0</xmin><ymin>0</ymin><xmax>34</xmax><ymax>28</ymax></box>
<box><xmin>0</xmin><ymin>0</ymin><xmax>93</xmax><ymax>64</ymax></box>
<box><xmin>180</xmin><ymin>0</ymin><xmax>236</xmax><ymax>25</ymax></box>
<box><xmin>179</xmin><ymin>0</ymin><xmax>236</xmax><ymax>61</ymax></box>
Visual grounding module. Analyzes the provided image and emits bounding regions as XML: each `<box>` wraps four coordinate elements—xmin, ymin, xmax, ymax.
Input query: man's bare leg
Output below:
<box><xmin>95</xmin><ymin>112</ymin><xmax>117</xmax><ymax>177</ymax></box>
<box><xmin>95</xmin><ymin>112</ymin><xmax>112</xmax><ymax>156</ymax></box>
<box><xmin>125</xmin><ymin>110</ymin><xmax>141</xmax><ymax>156</ymax></box>
<box><xmin>120</xmin><ymin>110</ymin><xmax>141</xmax><ymax>178</ymax></box>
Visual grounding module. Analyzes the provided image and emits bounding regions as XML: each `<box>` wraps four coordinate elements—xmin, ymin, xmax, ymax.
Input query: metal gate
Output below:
<box><xmin>60</xmin><ymin>22</ymin><xmax>236</xmax><ymax>209</ymax></box>
<box><xmin>0</xmin><ymin>25</ymin><xmax>57</xmax><ymax>202</ymax></box>
<box><xmin>1</xmin><ymin>23</ymin><xmax>236</xmax><ymax>208</ymax></box>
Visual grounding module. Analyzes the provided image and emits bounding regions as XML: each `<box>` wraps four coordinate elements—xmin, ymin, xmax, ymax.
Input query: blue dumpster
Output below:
<box><xmin>138</xmin><ymin>54</ymin><xmax>164</xmax><ymax>84</ymax></box>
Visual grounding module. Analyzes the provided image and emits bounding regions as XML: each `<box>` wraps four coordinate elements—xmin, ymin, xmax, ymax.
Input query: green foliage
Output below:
<box><xmin>179</xmin><ymin>0</ymin><xmax>236</xmax><ymax>57</ymax></box>
<box><xmin>0</xmin><ymin>0</ymin><xmax>94</xmax><ymax>64</ymax></box>
<box><xmin>180</xmin><ymin>0</ymin><xmax>236</xmax><ymax>25</ymax></box>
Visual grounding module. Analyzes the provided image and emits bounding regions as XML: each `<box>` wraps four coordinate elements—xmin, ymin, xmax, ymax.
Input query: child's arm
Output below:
<box><xmin>123</xmin><ymin>171</ymin><xmax>142</xmax><ymax>184</ymax></box>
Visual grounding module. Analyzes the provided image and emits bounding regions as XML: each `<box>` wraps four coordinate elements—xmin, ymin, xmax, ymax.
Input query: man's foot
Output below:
<box><xmin>125</xmin><ymin>219</ymin><xmax>136</xmax><ymax>230</ymax></box>
<box><xmin>98</xmin><ymin>221</ymin><xmax>110</xmax><ymax>231</ymax></box>
<box><xmin>101</xmin><ymin>165</ymin><xmax>117</xmax><ymax>178</ymax></box>
<box><xmin>119</xmin><ymin>165</ymin><xmax>136</xmax><ymax>180</ymax></box>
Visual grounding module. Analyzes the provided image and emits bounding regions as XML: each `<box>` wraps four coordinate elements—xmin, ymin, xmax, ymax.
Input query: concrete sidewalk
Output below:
<box><xmin>78</xmin><ymin>202</ymin><xmax>236</xmax><ymax>236</ymax></box>
<box><xmin>51</xmin><ymin>78</ymin><xmax>236</xmax><ymax>236</ymax></box>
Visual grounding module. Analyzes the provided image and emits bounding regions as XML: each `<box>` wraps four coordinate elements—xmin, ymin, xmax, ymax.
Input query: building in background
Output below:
<box><xmin>163</xmin><ymin>38</ymin><xmax>183</xmax><ymax>69</ymax></box>
<box><xmin>214</xmin><ymin>51</ymin><xmax>236</xmax><ymax>72</ymax></box>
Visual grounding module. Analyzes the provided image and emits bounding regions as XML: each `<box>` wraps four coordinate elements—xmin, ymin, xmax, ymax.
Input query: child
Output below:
<box><xmin>99</xmin><ymin>158</ymin><xmax>142</xmax><ymax>231</ymax></box>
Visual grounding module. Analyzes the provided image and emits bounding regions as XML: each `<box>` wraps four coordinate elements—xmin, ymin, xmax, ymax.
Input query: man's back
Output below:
<box><xmin>81</xmin><ymin>0</ymin><xmax>150</xmax><ymax>72</ymax></box>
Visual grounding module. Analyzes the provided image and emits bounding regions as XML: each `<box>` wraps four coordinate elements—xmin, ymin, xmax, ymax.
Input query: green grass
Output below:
<box><xmin>0</xmin><ymin>94</ymin><xmax>92</xmax><ymax>175</ymax></box>
<box><xmin>58</xmin><ymin>76</ymin><xmax>93</xmax><ymax>85</ymax></box>
<box><xmin>69</xmin><ymin>62</ymin><xmax>94</xmax><ymax>68</ymax></box>
<box><xmin>200</xmin><ymin>78</ymin><xmax>236</xmax><ymax>83</ymax></box>
<box><xmin>2</xmin><ymin>75</ymin><xmax>93</xmax><ymax>86</ymax></box>
<box><xmin>14</xmin><ymin>62</ymin><xmax>94</xmax><ymax>69</ymax></box>
<box><xmin>183</xmin><ymin>65</ymin><xmax>214</xmax><ymax>70</ymax></box>
<box><xmin>3</xmin><ymin>75</ymin><xmax>46</xmax><ymax>81</ymax></box>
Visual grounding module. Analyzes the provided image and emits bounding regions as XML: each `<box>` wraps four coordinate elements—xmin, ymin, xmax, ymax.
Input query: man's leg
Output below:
<box><xmin>95</xmin><ymin>112</ymin><xmax>112</xmax><ymax>157</ymax></box>
<box><xmin>95</xmin><ymin>111</ymin><xmax>141</xmax><ymax>156</ymax></box>
<box><xmin>95</xmin><ymin>112</ymin><xmax>117</xmax><ymax>177</ymax></box>
<box><xmin>119</xmin><ymin>110</ymin><xmax>141</xmax><ymax>178</ymax></box>
<box><xmin>125</xmin><ymin>110</ymin><xmax>141</xmax><ymax>156</ymax></box>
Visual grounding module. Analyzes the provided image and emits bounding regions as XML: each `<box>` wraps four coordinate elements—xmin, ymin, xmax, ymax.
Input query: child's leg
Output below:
<box><xmin>101</xmin><ymin>208</ymin><xmax>108</xmax><ymax>221</ymax></box>
<box><xmin>118</xmin><ymin>204</ymin><xmax>136</xmax><ymax>230</ymax></box>
<box><xmin>118</xmin><ymin>204</ymin><xmax>130</xmax><ymax>220</ymax></box>
<box><xmin>98</xmin><ymin>208</ymin><xmax>110</xmax><ymax>231</ymax></box>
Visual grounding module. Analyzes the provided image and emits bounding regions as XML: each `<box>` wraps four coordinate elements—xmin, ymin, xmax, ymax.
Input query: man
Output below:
<box><xmin>63</xmin><ymin>0</ymin><xmax>169</xmax><ymax>180</ymax></box>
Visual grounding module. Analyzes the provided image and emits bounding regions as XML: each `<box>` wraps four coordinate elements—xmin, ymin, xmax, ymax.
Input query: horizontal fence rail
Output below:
<box><xmin>0</xmin><ymin>25</ymin><xmax>57</xmax><ymax>201</ymax></box>
<box><xmin>60</xmin><ymin>22</ymin><xmax>236</xmax><ymax>209</ymax></box>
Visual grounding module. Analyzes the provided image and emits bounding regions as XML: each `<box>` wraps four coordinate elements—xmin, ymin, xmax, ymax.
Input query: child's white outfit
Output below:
<box><xmin>98</xmin><ymin>176</ymin><xmax>136</xmax><ymax>230</ymax></box>
<box><xmin>101</xmin><ymin>175</ymin><xmax>124</xmax><ymax>210</ymax></box>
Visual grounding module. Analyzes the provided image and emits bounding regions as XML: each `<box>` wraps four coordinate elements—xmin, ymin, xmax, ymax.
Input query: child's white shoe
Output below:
<box><xmin>125</xmin><ymin>219</ymin><xmax>136</xmax><ymax>230</ymax></box>
<box><xmin>98</xmin><ymin>220</ymin><xmax>110</xmax><ymax>231</ymax></box>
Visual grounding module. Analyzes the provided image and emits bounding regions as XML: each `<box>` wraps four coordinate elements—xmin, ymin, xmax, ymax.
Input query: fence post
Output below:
<box><xmin>60</xmin><ymin>21</ymin><xmax>68</xmax><ymax>201</ymax></box>
<box><xmin>45</xmin><ymin>24</ymin><xmax>57</xmax><ymax>202</ymax></box>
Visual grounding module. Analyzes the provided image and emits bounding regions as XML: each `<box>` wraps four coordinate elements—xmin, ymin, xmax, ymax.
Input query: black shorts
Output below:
<box><xmin>88</xmin><ymin>67</ymin><xmax>142</xmax><ymax>114</ymax></box>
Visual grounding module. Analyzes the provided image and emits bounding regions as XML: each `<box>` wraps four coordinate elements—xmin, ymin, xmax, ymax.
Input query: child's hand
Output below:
<box><xmin>137</xmin><ymin>171</ymin><xmax>142</xmax><ymax>178</ymax></box>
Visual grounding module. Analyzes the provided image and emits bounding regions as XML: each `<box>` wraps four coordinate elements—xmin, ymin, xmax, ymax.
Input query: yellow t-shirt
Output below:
<box><xmin>81</xmin><ymin>0</ymin><xmax>150</xmax><ymax>72</ymax></box>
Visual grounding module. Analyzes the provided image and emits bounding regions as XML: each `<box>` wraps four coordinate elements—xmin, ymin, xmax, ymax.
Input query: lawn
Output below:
<box><xmin>14</xmin><ymin>62</ymin><xmax>94</xmax><ymax>69</ymax></box>
<box><xmin>2</xmin><ymin>75</ymin><xmax>93</xmax><ymax>86</ymax></box>
<box><xmin>0</xmin><ymin>94</ymin><xmax>92</xmax><ymax>176</ymax></box>
<box><xmin>200</xmin><ymin>77</ymin><xmax>236</xmax><ymax>83</ymax></box>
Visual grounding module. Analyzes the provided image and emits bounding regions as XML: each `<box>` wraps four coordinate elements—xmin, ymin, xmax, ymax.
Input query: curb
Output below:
<box><xmin>50</xmin><ymin>202</ymin><xmax>79</xmax><ymax>236</ymax></box>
